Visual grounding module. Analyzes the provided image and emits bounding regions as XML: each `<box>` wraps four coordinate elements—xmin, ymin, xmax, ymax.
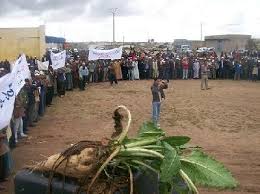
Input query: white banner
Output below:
<box><xmin>37</xmin><ymin>60</ymin><xmax>49</xmax><ymax>71</ymax></box>
<box><xmin>11</xmin><ymin>54</ymin><xmax>31</xmax><ymax>95</ymax></box>
<box><xmin>0</xmin><ymin>73</ymin><xmax>16</xmax><ymax>130</ymax></box>
<box><xmin>51</xmin><ymin>50</ymin><xmax>66</xmax><ymax>70</ymax></box>
<box><xmin>88</xmin><ymin>47</ymin><xmax>123</xmax><ymax>60</ymax></box>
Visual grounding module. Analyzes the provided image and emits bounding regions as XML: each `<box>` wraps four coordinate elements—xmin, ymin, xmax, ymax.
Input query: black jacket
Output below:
<box><xmin>151</xmin><ymin>84</ymin><xmax>165</xmax><ymax>102</ymax></box>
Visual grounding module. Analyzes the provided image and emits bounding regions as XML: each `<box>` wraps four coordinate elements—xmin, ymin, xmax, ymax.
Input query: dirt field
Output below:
<box><xmin>3</xmin><ymin>80</ymin><xmax>260</xmax><ymax>194</ymax></box>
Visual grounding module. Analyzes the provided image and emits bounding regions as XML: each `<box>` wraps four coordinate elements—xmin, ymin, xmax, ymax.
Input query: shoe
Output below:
<box><xmin>157</xmin><ymin>124</ymin><xmax>161</xmax><ymax>128</ymax></box>
<box><xmin>15</xmin><ymin>139</ymin><xmax>18</xmax><ymax>143</ymax></box>
<box><xmin>29</xmin><ymin>124</ymin><xmax>36</xmax><ymax>127</ymax></box>
<box><xmin>21</xmin><ymin>133</ymin><xmax>28</xmax><ymax>138</ymax></box>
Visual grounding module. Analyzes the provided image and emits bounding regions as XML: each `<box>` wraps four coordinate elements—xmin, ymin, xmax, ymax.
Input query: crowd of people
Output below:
<box><xmin>0</xmin><ymin>47</ymin><xmax>260</xmax><ymax>189</ymax></box>
<box><xmin>43</xmin><ymin>49</ymin><xmax>260</xmax><ymax>88</ymax></box>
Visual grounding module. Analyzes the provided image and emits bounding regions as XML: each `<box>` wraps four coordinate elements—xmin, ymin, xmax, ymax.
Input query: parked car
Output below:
<box><xmin>197</xmin><ymin>47</ymin><xmax>208</xmax><ymax>53</ymax></box>
<box><xmin>181</xmin><ymin>45</ymin><xmax>192</xmax><ymax>53</ymax></box>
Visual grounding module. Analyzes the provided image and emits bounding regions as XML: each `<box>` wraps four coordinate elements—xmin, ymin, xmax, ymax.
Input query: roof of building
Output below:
<box><xmin>45</xmin><ymin>36</ymin><xmax>66</xmax><ymax>44</ymax></box>
<box><xmin>205</xmin><ymin>34</ymin><xmax>251</xmax><ymax>40</ymax></box>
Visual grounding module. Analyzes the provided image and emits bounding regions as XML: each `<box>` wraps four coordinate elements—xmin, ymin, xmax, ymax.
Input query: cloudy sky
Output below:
<box><xmin>0</xmin><ymin>0</ymin><xmax>260</xmax><ymax>42</ymax></box>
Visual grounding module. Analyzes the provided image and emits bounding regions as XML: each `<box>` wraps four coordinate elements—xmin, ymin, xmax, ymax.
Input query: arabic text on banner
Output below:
<box><xmin>88</xmin><ymin>47</ymin><xmax>122</xmax><ymax>60</ymax></box>
<box><xmin>11</xmin><ymin>54</ymin><xmax>31</xmax><ymax>95</ymax></box>
<box><xmin>37</xmin><ymin>60</ymin><xmax>49</xmax><ymax>71</ymax></box>
<box><xmin>0</xmin><ymin>73</ymin><xmax>16</xmax><ymax>130</ymax></box>
<box><xmin>51</xmin><ymin>50</ymin><xmax>66</xmax><ymax>70</ymax></box>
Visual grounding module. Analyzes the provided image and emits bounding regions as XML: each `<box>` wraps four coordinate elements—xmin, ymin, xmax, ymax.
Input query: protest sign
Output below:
<box><xmin>88</xmin><ymin>47</ymin><xmax>122</xmax><ymax>60</ymax></box>
<box><xmin>37</xmin><ymin>60</ymin><xmax>49</xmax><ymax>71</ymax></box>
<box><xmin>51</xmin><ymin>50</ymin><xmax>66</xmax><ymax>70</ymax></box>
<box><xmin>0</xmin><ymin>73</ymin><xmax>16</xmax><ymax>130</ymax></box>
<box><xmin>11</xmin><ymin>54</ymin><xmax>31</xmax><ymax>95</ymax></box>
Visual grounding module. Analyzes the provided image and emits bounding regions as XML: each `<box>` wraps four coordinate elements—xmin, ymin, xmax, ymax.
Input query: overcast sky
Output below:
<box><xmin>0</xmin><ymin>0</ymin><xmax>260</xmax><ymax>42</ymax></box>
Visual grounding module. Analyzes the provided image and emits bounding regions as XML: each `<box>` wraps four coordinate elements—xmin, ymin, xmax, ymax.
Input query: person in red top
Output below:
<box><xmin>182</xmin><ymin>57</ymin><xmax>189</xmax><ymax>79</ymax></box>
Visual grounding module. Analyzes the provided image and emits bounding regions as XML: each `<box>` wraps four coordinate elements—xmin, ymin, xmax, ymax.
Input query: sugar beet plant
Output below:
<box><xmin>87</xmin><ymin>106</ymin><xmax>238</xmax><ymax>194</ymax></box>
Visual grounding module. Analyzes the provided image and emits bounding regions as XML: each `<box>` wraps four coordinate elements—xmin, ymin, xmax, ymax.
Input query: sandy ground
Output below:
<box><xmin>2</xmin><ymin>80</ymin><xmax>260</xmax><ymax>194</ymax></box>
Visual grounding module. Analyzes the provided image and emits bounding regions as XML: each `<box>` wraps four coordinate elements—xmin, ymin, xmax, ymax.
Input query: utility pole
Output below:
<box><xmin>200</xmin><ymin>22</ymin><xmax>203</xmax><ymax>41</ymax></box>
<box><xmin>110</xmin><ymin>8</ymin><xmax>118</xmax><ymax>43</ymax></box>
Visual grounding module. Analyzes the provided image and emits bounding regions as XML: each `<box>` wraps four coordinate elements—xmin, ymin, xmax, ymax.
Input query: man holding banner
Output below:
<box><xmin>0</xmin><ymin>54</ymin><xmax>31</xmax><ymax>131</ymax></box>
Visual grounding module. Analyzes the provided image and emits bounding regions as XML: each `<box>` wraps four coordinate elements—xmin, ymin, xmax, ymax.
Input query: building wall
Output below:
<box><xmin>0</xmin><ymin>25</ymin><xmax>46</xmax><ymax>61</ymax></box>
<box><xmin>205</xmin><ymin>35</ymin><xmax>251</xmax><ymax>53</ymax></box>
<box><xmin>190</xmin><ymin>40</ymin><xmax>205</xmax><ymax>50</ymax></box>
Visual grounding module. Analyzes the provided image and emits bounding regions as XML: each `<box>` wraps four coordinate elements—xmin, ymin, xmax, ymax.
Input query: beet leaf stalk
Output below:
<box><xmin>88</xmin><ymin>106</ymin><xmax>238</xmax><ymax>194</ymax></box>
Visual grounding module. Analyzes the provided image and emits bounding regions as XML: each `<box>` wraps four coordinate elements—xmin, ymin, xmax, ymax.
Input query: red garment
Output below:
<box><xmin>182</xmin><ymin>61</ymin><xmax>189</xmax><ymax>69</ymax></box>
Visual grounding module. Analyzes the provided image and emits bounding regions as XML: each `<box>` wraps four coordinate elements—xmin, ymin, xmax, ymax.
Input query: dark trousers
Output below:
<box><xmin>28</xmin><ymin>103</ymin><xmax>35</xmax><ymax>125</ymax></box>
<box><xmin>89</xmin><ymin>72</ymin><xmax>94</xmax><ymax>82</ymax></box>
<box><xmin>98</xmin><ymin>72</ymin><xmax>104</xmax><ymax>82</ymax></box>
<box><xmin>163</xmin><ymin>68</ymin><xmax>170</xmax><ymax>82</ymax></box>
<box><xmin>73</xmin><ymin>75</ymin><xmax>79</xmax><ymax>88</ymax></box>
<box><xmin>144</xmin><ymin>70</ymin><xmax>150</xmax><ymax>80</ymax></box>
<box><xmin>57</xmin><ymin>80</ymin><xmax>65</xmax><ymax>96</ymax></box>
<box><xmin>46</xmin><ymin>86</ymin><xmax>54</xmax><ymax>105</ymax></box>
<box><xmin>109</xmin><ymin>74</ymin><xmax>118</xmax><ymax>85</ymax></box>
<box><xmin>79</xmin><ymin>76</ymin><xmax>87</xmax><ymax>90</ymax></box>
<box><xmin>172</xmin><ymin>69</ymin><xmax>177</xmax><ymax>79</ymax></box>
<box><xmin>79</xmin><ymin>79</ymin><xmax>85</xmax><ymax>90</ymax></box>
<box><xmin>22</xmin><ymin>116</ymin><xmax>28</xmax><ymax>133</ymax></box>
<box><xmin>177</xmin><ymin>68</ymin><xmax>182</xmax><ymax>79</ymax></box>
<box><xmin>188</xmin><ymin>69</ymin><xmax>193</xmax><ymax>79</ymax></box>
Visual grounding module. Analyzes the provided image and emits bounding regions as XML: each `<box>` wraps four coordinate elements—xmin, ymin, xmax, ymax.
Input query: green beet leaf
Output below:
<box><xmin>159</xmin><ymin>182</ymin><xmax>173</xmax><ymax>194</ymax></box>
<box><xmin>160</xmin><ymin>142</ymin><xmax>181</xmax><ymax>183</ymax></box>
<box><xmin>180</xmin><ymin>150</ymin><xmax>238</xmax><ymax>189</ymax></box>
<box><xmin>163</xmin><ymin>136</ymin><xmax>191</xmax><ymax>147</ymax></box>
<box><xmin>138</xmin><ymin>122</ymin><xmax>165</xmax><ymax>138</ymax></box>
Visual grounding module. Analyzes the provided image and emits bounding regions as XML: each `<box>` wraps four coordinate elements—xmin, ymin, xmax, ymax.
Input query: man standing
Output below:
<box><xmin>46</xmin><ymin>67</ymin><xmax>54</xmax><ymax>106</ymax></box>
<box><xmin>234</xmin><ymin>61</ymin><xmax>242</xmax><ymax>80</ymax></box>
<box><xmin>151</xmin><ymin>78</ymin><xmax>166</xmax><ymax>128</ymax></box>
<box><xmin>88</xmin><ymin>61</ymin><xmax>96</xmax><ymax>83</ymax></box>
<box><xmin>163</xmin><ymin>59</ymin><xmax>171</xmax><ymax>82</ymax></box>
<box><xmin>128</xmin><ymin>58</ymin><xmax>134</xmax><ymax>80</ymax></box>
<box><xmin>193</xmin><ymin>59</ymin><xmax>200</xmax><ymax>79</ymax></box>
<box><xmin>57</xmin><ymin>68</ymin><xmax>66</xmax><ymax>97</ymax></box>
<box><xmin>182</xmin><ymin>57</ymin><xmax>189</xmax><ymax>79</ymax></box>
<box><xmin>13</xmin><ymin>94</ymin><xmax>27</xmax><ymax>143</ymax></box>
<box><xmin>201</xmin><ymin>61</ymin><xmax>209</xmax><ymax>90</ymax></box>
<box><xmin>108</xmin><ymin>62</ymin><xmax>118</xmax><ymax>85</ymax></box>
<box><xmin>79</xmin><ymin>62</ymin><xmax>89</xmax><ymax>90</ymax></box>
